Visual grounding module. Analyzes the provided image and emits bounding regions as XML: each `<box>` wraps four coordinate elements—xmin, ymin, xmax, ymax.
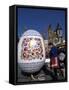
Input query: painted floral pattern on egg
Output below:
<box><xmin>21</xmin><ymin>38</ymin><xmax>43</xmax><ymax>60</ymax></box>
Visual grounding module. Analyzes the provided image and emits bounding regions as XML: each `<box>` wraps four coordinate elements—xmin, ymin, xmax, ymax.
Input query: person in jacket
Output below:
<box><xmin>48</xmin><ymin>42</ymin><xmax>59</xmax><ymax>80</ymax></box>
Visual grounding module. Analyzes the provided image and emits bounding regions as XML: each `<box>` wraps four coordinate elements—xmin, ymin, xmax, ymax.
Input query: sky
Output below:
<box><xmin>17</xmin><ymin>7</ymin><xmax>65</xmax><ymax>40</ymax></box>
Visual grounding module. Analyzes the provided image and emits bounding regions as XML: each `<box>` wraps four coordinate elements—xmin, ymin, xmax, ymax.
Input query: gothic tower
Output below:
<box><xmin>48</xmin><ymin>24</ymin><xmax>53</xmax><ymax>43</ymax></box>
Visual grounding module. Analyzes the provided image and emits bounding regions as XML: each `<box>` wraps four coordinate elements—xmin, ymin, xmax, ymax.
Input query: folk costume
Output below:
<box><xmin>50</xmin><ymin>46</ymin><xmax>59</xmax><ymax>69</ymax></box>
<box><xmin>49</xmin><ymin>46</ymin><xmax>59</xmax><ymax>80</ymax></box>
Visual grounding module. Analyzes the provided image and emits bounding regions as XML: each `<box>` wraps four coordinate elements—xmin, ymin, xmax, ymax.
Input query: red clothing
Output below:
<box><xmin>50</xmin><ymin>57</ymin><xmax>59</xmax><ymax>68</ymax></box>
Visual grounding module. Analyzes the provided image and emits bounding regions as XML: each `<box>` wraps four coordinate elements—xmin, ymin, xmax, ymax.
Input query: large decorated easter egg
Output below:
<box><xmin>18</xmin><ymin>30</ymin><xmax>45</xmax><ymax>73</ymax></box>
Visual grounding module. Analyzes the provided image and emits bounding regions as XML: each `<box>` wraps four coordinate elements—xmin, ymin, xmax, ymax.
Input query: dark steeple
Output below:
<box><xmin>55</xmin><ymin>23</ymin><xmax>62</xmax><ymax>33</ymax></box>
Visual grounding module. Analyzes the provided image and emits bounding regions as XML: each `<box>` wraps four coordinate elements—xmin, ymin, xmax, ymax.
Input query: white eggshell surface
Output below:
<box><xmin>18</xmin><ymin>30</ymin><xmax>45</xmax><ymax>73</ymax></box>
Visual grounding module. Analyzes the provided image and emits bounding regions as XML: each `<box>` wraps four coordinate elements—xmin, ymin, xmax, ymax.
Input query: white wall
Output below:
<box><xmin>0</xmin><ymin>0</ymin><xmax>69</xmax><ymax>89</ymax></box>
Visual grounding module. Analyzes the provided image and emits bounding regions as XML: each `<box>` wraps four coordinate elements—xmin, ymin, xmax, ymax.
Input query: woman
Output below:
<box><xmin>48</xmin><ymin>43</ymin><xmax>59</xmax><ymax>80</ymax></box>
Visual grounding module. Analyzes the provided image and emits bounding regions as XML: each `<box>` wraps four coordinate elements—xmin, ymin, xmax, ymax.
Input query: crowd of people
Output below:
<box><xmin>43</xmin><ymin>42</ymin><xmax>65</xmax><ymax>80</ymax></box>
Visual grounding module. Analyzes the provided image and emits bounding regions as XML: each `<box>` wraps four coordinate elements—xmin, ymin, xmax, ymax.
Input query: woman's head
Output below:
<box><xmin>48</xmin><ymin>42</ymin><xmax>53</xmax><ymax>50</ymax></box>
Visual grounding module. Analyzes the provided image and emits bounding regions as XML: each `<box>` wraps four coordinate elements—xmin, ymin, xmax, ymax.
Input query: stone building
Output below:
<box><xmin>48</xmin><ymin>24</ymin><xmax>63</xmax><ymax>46</ymax></box>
